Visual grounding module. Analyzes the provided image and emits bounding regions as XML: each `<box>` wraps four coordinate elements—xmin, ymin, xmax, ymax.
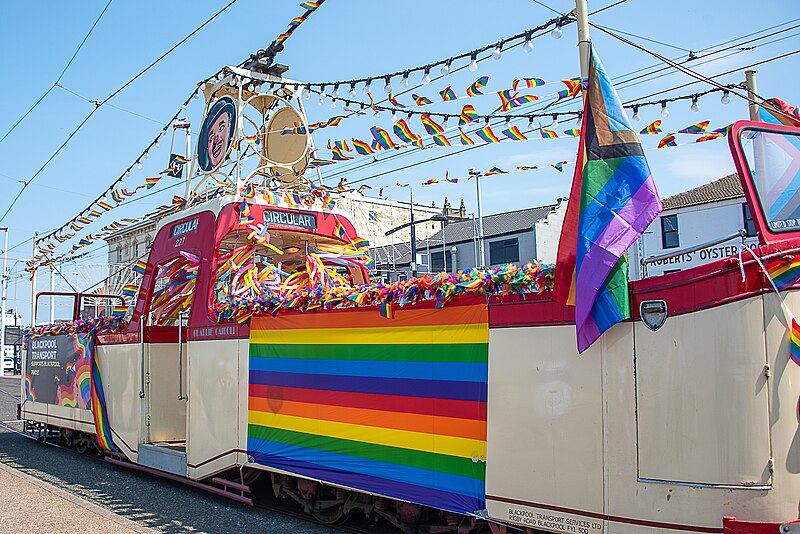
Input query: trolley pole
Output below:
<box><xmin>575</xmin><ymin>0</ymin><xmax>591</xmax><ymax>79</ymax></box>
<box><xmin>745</xmin><ymin>70</ymin><xmax>759</xmax><ymax>121</ymax></box>
<box><xmin>30</xmin><ymin>234</ymin><xmax>37</xmax><ymax>326</ymax></box>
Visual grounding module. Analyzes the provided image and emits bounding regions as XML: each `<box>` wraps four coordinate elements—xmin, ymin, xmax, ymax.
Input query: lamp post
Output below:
<box><xmin>0</xmin><ymin>227</ymin><xmax>6</xmax><ymax>376</ymax></box>
<box><xmin>468</xmin><ymin>169</ymin><xmax>486</xmax><ymax>267</ymax></box>
<box><xmin>385</xmin><ymin>213</ymin><xmax>449</xmax><ymax>279</ymax></box>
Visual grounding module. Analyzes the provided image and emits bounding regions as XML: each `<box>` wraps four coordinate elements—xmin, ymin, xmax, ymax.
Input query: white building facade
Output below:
<box><xmin>630</xmin><ymin>174</ymin><xmax>758</xmax><ymax>279</ymax></box>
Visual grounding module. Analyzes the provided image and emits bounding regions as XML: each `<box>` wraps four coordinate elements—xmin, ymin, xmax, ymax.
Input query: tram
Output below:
<box><xmin>19</xmin><ymin>62</ymin><xmax>800</xmax><ymax>534</ymax></box>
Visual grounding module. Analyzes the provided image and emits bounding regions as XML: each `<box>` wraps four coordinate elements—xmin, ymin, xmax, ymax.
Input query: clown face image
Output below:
<box><xmin>198</xmin><ymin>96</ymin><xmax>236</xmax><ymax>173</ymax></box>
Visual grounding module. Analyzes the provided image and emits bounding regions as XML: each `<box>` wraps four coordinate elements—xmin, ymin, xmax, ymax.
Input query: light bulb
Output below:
<box><xmin>266</xmin><ymin>84</ymin><xmax>274</xmax><ymax>96</ymax></box>
<box><xmin>551</xmin><ymin>115</ymin><xmax>559</xmax><ymax>129</ymax></box>
<box><xmin>384</xmin><ymin>79</ymin><xmax>392</xmax><ymax>94</ymax></box>
<box><xmin>330</xmin><ymin>99</ymin><xmax>337</xmax><ymax>109</ymax></box>
<box><xmin>155</xmin><ymin>140</ymin><xmax>160</xmax><ymax>148</ymax></box>
<box><xmin>373</xmin><ymin>109</ymin><xmax>380</xmax><ymax>118</ymax></box>
<box><xmin>660</xmin><ymin>103</ymin><xmax>669</xmax><ymax>118</ymax></box>
<box><xmin>690</xmin><ymin>98</ymin><xmax>699</xmax><ymax>112</ymax></box>
<box><xmin>143</xmin><ymin>151</ymin><xmax>149</xmax><ymax>160</ymax></box>
<box><xmin>200</xmin><ymin>82</ymin><xmax>207</xmax><ymax>91</ymax></box>
<box><xmin>528</xmin><ymin>117</ymin><xmax>535</xmax><ymax>128</ymax></box>
<box><xmin>422</xmin><ymin>69</ymin><xmax>431</xmax><ymax>84</ymax></box>
<box><xmin>523</xmin><ymin>37</ymin><xmax>534</xmax><ymax>53</ymax></box>
<box><xmin>193</xmin><ymin>92</ymin><xmax>199</xmax><ymax>100</ymax></box>
<box><xmin>577</xmin><ymin>114</ymin><xmax>583</xmax><ymax>128</ymax></box>
<box><xmin>441</xmin><ymin>62</ymin><xmax>450</xmax><ymax>76</ymax></box>
<box><xmin>632</xmin><ymin>107</ymin><xmax>640</xmax><ymax>121</ymax></box>
<box><xmin>332</xmin><ymin>85</ymin><xmax>339</xmax><ymax>98</ymax></box>
<box><xmin>391</xmin><ymin>111</ymin><xmax>397</xmax><ymax>122</ymax></box>
<box><xmin>721</xmin><ymin>91</ymin><xmax>730</xmax><ymax>105</ymax></box>
<box><xmin>319</xmin><ymin>94</ymin><xmax>325</xmax><ymax>105</ymax></box>
<box><xmin>348</xmin><ymin>84</ymin><xmax>356</xmax><ymax>98</ymax></box>
<box><xmin>492</xmin><ymin>45</ymin><xmax>502</xmax><ymax>60</ymax></box>
<box><xmin>551</xmin><ymin>25</ymin><xmax>563</xmax><ymax>39</ymax></box>
<box><xmin>303</xmin><ymin>87</ymin><xmax>310</xmax><ymax>99</ymax></box>
<box><xmin>442</xmin><ymin>116</ymin><xmax>449</xmax><ymax>126</ymax></box>
<box><xmin>469</xmin><ymin>56</ymin><xmax>478</xmax><ymax>72</ymax></box>
<box><xmin>364</xmin><ymin>80</ymin><xmax>371</xmax><ymax>93</ymax></box>
<box><xmin>137</xmin><ymin>162</ymin><xmax>142</xmax><ymax>169</ymax></box>
<box><xmin>400</xmin><ymin>73</ymin><xmax>409</xmax><ymax>88</ymax></box>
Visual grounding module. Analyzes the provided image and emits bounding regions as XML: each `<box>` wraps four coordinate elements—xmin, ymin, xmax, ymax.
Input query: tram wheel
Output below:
<box><xmin>312</xmin><ymin>505</ymin><xmax>347</xmax><ymax>525</ymax></box>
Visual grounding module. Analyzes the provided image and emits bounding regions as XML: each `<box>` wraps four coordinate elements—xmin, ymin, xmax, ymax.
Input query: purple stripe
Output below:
<box><xmin>249</xmin><ymin>370</ymin><xmax>487</xmax><ymax>402</ymax></box>
<box><xmin>577</xmin><ymin>314</ymin><xmax>601</xmax><ymax>353</ymax></box>
<box><xmin>575</xmin><ymin>175</ymin><xmax>660</xmax><ymax>327</ymax></box>
<box><xmin>248</xmin><ymin>450</ymin><xmax>485</xmax><ymax>514</ymax></box>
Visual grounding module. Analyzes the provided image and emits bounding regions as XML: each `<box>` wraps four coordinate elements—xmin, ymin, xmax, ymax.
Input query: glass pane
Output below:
<box><xmin>35</xmin><ymin>294</ymin><xmax>75</xmax><ymax>325</ymax></box>
<box><xmin>739</xmin><ymin>128</ymin><xmax>800</xmax><ymax>233</ymax></box>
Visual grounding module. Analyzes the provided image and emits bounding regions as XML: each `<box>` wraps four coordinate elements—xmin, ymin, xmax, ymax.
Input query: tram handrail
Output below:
<box><xmin>138</xmin><ymin>318</ymin><xmax>145</xmax><ymax>398</ymax></box>
<box><xmin>641</xmin><ymin>229</ymin><xmax>747</xmax><ymax>267</ymax></box>
<box><xmin>178</xmin><ymin>310</ymin><xmax>187</xmax><ymax>401</ymax></box>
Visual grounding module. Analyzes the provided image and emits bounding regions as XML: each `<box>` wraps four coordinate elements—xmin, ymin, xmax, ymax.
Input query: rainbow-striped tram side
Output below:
<box><xmin>20</xmin><ymin>121</ymin><xmax>800</xmax><ymax>533</ymax></box>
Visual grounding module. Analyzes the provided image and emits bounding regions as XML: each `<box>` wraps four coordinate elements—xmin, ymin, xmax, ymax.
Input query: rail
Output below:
<box><xmin>178</xmin><ymin>310</ymin><xmax>187</xmax><ymax>401</ymax></box>
<box><xmin>641</xmin><ymin>229</ymin><xmax>747</xmax><ymax>276</ymax></box>
<box><xmin>138</xmin><ymin>318</ymin><xmax>145</xmax><ymax>398</ymax></box>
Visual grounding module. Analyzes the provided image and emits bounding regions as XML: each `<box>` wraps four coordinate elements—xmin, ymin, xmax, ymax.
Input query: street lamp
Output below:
<box><xmin>0</xmin><ymin>227</ymin><xmax>7</xmax><ymax>376</ymax></box>
<box><xmin>385</xmin><ymin>213</ymin><xmax>448</xmax><ymax>278</ymax></box>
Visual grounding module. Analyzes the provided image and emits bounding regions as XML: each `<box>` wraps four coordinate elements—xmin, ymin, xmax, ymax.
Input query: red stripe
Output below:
<box><xmin>248</xmin><ymin>384</ymin><xmax>486</xmax><ymax>421</ymax></box>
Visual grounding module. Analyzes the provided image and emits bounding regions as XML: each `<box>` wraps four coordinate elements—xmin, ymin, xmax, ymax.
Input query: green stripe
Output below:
<box><xmin>248</xmin><ymin>424</ymin><xmax>485</xmax><ymax>481</ymax></box>
<box><xmin>249</xmin><ymin>343</ymin><xmax>488</xmax><ymax>362</ymax></box>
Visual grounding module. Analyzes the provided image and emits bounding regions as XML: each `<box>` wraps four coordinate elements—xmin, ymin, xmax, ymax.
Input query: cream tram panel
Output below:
<box><xmin>485</xmin><ymin>323</ymin><xmax>606</xmax><ymax>518</ymax></box>
<box><xmin>145</xmin><ymin>343</ymin><xmax>187</xmax><ymax>444</ymax></box>
<box><xmin>98</xmin><ymin>343</ymin><xmax>142</xmax><ymax>461</ymax></box>
<box><xmin>186</xmin><ymin>338</ymin><xmax>242</xmax><ymax>480</ymax></box>
<box><xmin>634</xmin><ymin>297</ymin><xmax>771</xmax><ymax>487</ymax></box>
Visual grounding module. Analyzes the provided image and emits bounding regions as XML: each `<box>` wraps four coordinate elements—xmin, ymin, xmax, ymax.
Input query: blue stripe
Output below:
<box><xmin>589</xmin><ymin>279</ymin><xmax>625</xmax><ymax>332</ymax></box>
<box><xmin>248</xmin><ymin>436</ymin><xmax>484</xmax><ymax>499</ymax></box>
<box><xmin>249</xmin><ymin>370</ymin><xmax>487</xmax><ymax>402</ymax></box>
<box><xmin>247</xmin><ymin>449</ymin><xmax>484</xmax><ymax>514</ymax></box>
<box><xmin>576</xmin><ymin>155</ymin><xmax>650</xmax><ymax>272</ymax></box>
<box><xmin>249</xmin><ymin>358</ymin><xmax>487</xmax><ymax>382</ymax></box>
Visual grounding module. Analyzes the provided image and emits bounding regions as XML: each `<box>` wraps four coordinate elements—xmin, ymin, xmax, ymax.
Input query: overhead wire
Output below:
<box><xmin>0</xmin><ymin>0</ymin><xmax>240</xmax><ymax>224</ymax></box>
<box><xmin>0</xmin><ymin>0</ymin><xmax>115</xmax><ymax>146</ymax></box>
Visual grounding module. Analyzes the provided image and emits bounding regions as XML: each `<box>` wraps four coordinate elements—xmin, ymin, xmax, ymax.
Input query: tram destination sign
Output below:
<box><xmin>171</xmin><ymin>217</ymin><xmax>199</xmax><ymax>238</ymax></box>
<box><xmin>263</xmin><ymin>209</ymin><xmax>317</xmax><ymax>230</ymax></box>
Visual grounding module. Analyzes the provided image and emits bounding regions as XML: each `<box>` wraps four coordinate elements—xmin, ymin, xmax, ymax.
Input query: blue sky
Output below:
<box><xmin>0</xmin><ymin>0</ymin><xmax>798</xmax><ymax>316</ymax></box>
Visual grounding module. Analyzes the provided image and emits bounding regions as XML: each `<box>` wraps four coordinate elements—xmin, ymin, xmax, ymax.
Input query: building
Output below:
<box><xmin>630</xmin><ymin>173</ymin><xmax>758</xmax><ymax>279</ymax></box>
<box><xmin>371</xmin><ymin>198</ymin><xmax>568</xmax><ymax>281</ymax></box>
<box><xmin>1</xmin><ymin>309</ymin><xmax>22</xmax><ymax>376</ymax></box>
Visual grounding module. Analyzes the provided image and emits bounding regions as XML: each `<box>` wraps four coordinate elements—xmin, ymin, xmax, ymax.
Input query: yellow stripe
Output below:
<box><xmin>249</xmin><ymin>410</ymin><xmax>486</xmax><ymax>459</ymax></box>
<box><xmin>251</xmin><ymin>323</ymin><xmax>488</xmax><ymax>345</ymax></box>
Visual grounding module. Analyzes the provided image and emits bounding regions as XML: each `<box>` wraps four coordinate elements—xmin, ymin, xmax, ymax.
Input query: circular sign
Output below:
<box><xmin>197</xmin><ymin>96</ymin><xmax>237</xmax><ymax>174</ymax></box>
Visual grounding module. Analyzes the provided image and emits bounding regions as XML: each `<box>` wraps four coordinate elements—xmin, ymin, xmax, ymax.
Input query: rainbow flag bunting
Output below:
<box><xmin>420</xmin><ymin>114</ymin><xmax>444</xmax><ymax>135</ymax></box>
<box><xmin>132</xmin><ymin>259</ymin><xmax>147</xmax><ymax>275</ymax></box>
<box><xmin>558</xmin><ymin>77</ymin><xmax>586</xmax><ymax>100</ymax></box>
<box><xmin>766</xmin><ymin>258</ymin><xmax>800</xmax><ymax>291</ymax></box>
<box><xmin>517</xmin><ymin>165</ymin><xmax>538</xmax><ymax>171</ymax></box>
<box><xmin>393</xmin><ymin>119</ymin><xmax>423</xmax><ymax>147</ymax></box>
<box><xmin>329</xmin><ymin>140</ymin><xmax>351</xmax><ymax>152</ymax></box>
<box><xmin>791</xmin><ymin>319</ymin><xmax>800</xmax><ymax>366</ymax></box>
<box><xmin>111</xmin><ymin>190</ymin><xmax>125</xmax><ymax>203</ymax></box>
<box><xmin>440</xmin><ymin>87</ymin><xmax>457</xmax><ymax>101</ymax></box>
<box><xmin>121</xmin><ymin>284</ymin><xmax>138</xmax><ymax>297</ymax></box>
<box><xmin>433</xmin><ymin>135</ymin><xmax>451</xmax><ymax>147</ymax></box>
<box><xmin>331</xmin><ymin>146</ymin><xmax>354</xmax><ymax>161</ymax></box>
<box><xmin>553</xmin><ymin>47</ymin><xmax>661</xmax><ymax>353</ymax></box>
<box><xmin>262</xmin><ymin>190</ymin><xmax>279</xmax><ymax>205</ymax></box>
<box><xmin>335</xmin><ymin>222</ymin><xmax>346</xmax><ymax>239</ymax></box>
<box><xmin>497</xmin><ymin>90</ymin><xmax>515</xmax><ymax>112</ymax></box>
<box><xmin>459</xmin><ymin>129</ymin><xmax>475</xmax><ymax>145</ymax></box>
<box><xmin>484</xmin><ymin>167</ymin><xmax>506</xmax><ymax>176</ymax></box>
<box><xmin>540</xmin><ymin>127</ymin><xmax>558</xmax><ymax>139</ymax></box>
<box><xmin>713</xmin><ymin>125</ymin><xmax>732</xmax><ymax>136</ymax></box>
<box><xmin>89</xmin><ymin>337</ymin><xmax>116</xmax><ymax>452</ymax></box>
<box><xmin>678</xmin><ymin>120</ymin><xmax>710</xmax><ymax>134</ymax></box>
<box><xmin>396</xmin><ymin>182</ymin><xmax>409</xmax><ymax>187</ymax></box>
<box><xmin>459</xmin><ymin>105</ymin><xmax>478</xmax><ymax>127</ymax></box>
<box><xmin>145</xmin><ymin>176</ymin><xmax>160</xmax><ymax>188</ymax></box>
<box><xmin>173</xmin><ymin>155</ymin><xmax>190</xmax><ymax>164</ymax></box>
<box><xmin>324</xmin><ymin>196</ymin><xmax>337</xmax><ymax>210</ymax></box>
<box><xmin>657</xmin><ymin>134</ymin><xmax>677</xmax><ymax>148</ymax></box>
<box><xmin>696</xmin><ymin>132</ymin><xmax>724</xmax><ymax>143</ymax></box>
<box><xmin>639</xmin><ymin>120</ymin><xmax>662</xmax><ymax>135</ymax></box>
<box><xmin>413</xmin><ymin>94</ymin><xmax>433</xmax><ymax>106</ymax></box>
<box><xmin>289</xmin><ymin>16</ymin><xmax>305</xmax><ymax>26</ymax></box>
<box><xmin>445</xmin><ymin>172</ymin><xmax>458</xmax><ymax>183</ymax></box>
<box><xmin>247</xmin><ymin>303</ymin><xmax>489</xmax><ymax>514</ymax></box>
<box><xmin>512</xmin><ymin>78</ymin><xmax>545</xmax><ymax>91</ymax></box>
<box><xmin>551</xmin><ymin>161</ymin><xmax>568</xmax><ymax>172</ymax></box>
<box><xmin>241</xmin><ymin>183</ymin><xmax>257</xmax><ymax>198</ymax></box>
<box><xmin>97</xmin><ymin>201</ymin><xmax>114</xmax><ymax>211</ymax></box>
<box><xmin>300</xmin><ymin>1</ymin><xmax>321</xmax><ymax>9</ymax></box>
<box><xmin>466</xmin><ymin>76</ymin><xmax>489</xmax><ymax>97</ymax></box>
<box><xmin>357</xmin><ymin>185</ymin><xmax>372</xmax><ymax>194</ymax></box>
<box><xmin>388</xmin><ymin>94</ymin><xmax>406</xmax><ymax>108</ymax></box>
<box><xmin>501</xmin><ymin>126</ymin><xmax>527</xmax><ymax>141</ymax></box>
<box><xmin>352</xmin><ymin>138</ymin><xmax>375</xmax><ymax>155</ymax></box>
<box><xmin>310</xmin><ymin>158</ymin><xmax>336</xmax><ymax>167</ymax></box>
<box><xmin>422</xmin><ymin>178</ymin><xmax>439</xmax><ymax>185</ymax></box>
<box><xmin>563</xmin><ymin>128</ymin><xmax>581</xmax><ymax>137</ymax></box>
<box><xmin>370</xmin><ymin>126</ymin><xmax>396</xmax><ymax>150</ymax></box>
<box><xmin>476</xmin><ymin>126</ymin><xmax>500</xmax><ymax>143</ymax></box>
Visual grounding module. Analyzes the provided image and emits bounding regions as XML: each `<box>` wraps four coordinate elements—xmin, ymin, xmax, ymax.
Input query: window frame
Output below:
<box><xmin>742</xmin><ymin>203</ymin><xmax>757</xmax><ymax>238</ymax></box>
<box><xmin>489</xmin><ymin>238</ymin><xmax>520</xmax><ymax>265</ymax></box>
<box><xmin>660</xmin><ymin>214</ymin><xmax>680</xmax><ymax>249</ymax></box>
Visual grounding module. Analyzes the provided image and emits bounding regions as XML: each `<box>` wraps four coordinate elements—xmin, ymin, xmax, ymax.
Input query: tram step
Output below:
<box><xmin>138</xmin><ymin>442</ymin><xmax>187</xmax><ymax>477</ymax></box>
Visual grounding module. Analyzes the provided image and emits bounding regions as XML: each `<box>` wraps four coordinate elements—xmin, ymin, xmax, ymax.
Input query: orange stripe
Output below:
<box><xmin>252</xmin><ymin>303</ymin><xmax>487</xmax><ymax>331</ymax></box>
<box><xmin>249</xmin><ymin>397</ymin><xmax>486</xmax><ymax>441</ymax></box>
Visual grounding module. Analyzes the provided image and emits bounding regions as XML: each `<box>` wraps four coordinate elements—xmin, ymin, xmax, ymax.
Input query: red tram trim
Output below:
<box><xmin>486</xmin><ymin>494</ymin><xmax>724</xmax><ymax>533</ymax></box>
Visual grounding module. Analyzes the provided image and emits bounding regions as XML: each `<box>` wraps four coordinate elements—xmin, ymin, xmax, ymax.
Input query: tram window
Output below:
<box><xmin>742</xmin><ymin>204</ymin><xmax>757</xmax><ymax>237</ymax></box>
<box><xmin>661</xmin><ymin>215</ymin><xmax>679</xmax><ymax>249</ymax></box>
<box><xmin>148</xmin><ymin>255</ymin><xmax>196</xmax><ymax>326</ymax></box>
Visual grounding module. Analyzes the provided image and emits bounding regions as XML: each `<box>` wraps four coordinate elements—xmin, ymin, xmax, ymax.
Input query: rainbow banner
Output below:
<box><xmin>247</xmin><ymin>301</ymin><xmax>489</xmax><ymax>514</ymax></box>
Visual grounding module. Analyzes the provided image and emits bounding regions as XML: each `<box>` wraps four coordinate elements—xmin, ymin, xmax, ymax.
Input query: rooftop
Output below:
<box><xmin>662</xmin><ymin>173</ymin><xmax>743</xmax><ymax>210</ymax></box>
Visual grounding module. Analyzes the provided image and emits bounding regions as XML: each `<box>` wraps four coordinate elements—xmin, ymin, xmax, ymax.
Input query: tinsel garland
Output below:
<box><xmin>213</xmin><ymin>262</ymin><xmax>554</xmax><ymax>322</ymax></box>
<box><xmin>24</xmin><ymin>315</ymin><xmax>129</xmax><ymax>339</ymax></box>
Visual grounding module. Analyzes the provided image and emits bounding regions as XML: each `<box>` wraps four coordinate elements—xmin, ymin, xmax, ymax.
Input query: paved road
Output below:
<box><xmin>0</xmin><ymin>376</ymin><xmax>336</xmax><ymax>533</ymax></box>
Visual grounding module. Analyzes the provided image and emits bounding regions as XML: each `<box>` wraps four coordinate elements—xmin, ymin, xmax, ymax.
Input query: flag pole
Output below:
<box><xmin>575</xmin><ymin>0</ymin><xmax>591</xmax><ymax>79</ymax></box>
<box><xmin>745</xmin><ymin>70</ymin><xmax>759</xmax><ymax>121</ymax></box>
